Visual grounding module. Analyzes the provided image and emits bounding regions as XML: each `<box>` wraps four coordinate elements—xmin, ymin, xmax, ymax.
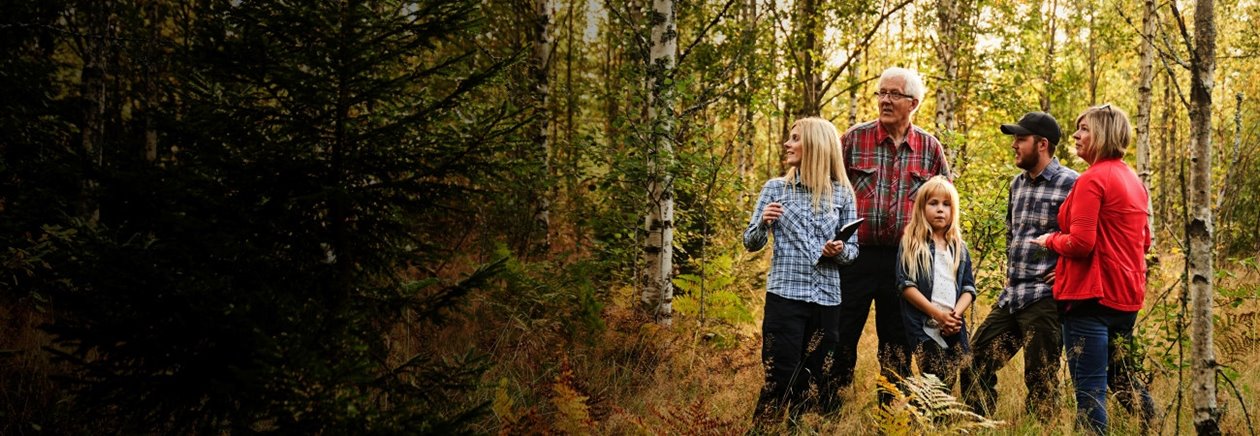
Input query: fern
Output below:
<box><xmin>874</xmin><ymin>374</ymin><xmax>1005</xmax><ymax>435</ymax></box>
<box><xmin>653</xmin><ymin>399</ymin><xmax>743</xmax><ymax>436</ymax></box>
<box><xmin>1217</xmin><ymin>310</ymin><xmax>1260</xmax><ymax>357</ymax></box>
<box><xmin>551</xmin><ymin>362</ymin><xmax>595</xmax><ymax>435</ymax></box>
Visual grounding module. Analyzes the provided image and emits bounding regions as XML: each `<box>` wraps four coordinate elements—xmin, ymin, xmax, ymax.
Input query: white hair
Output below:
<box><xmin>880</xmin><ymin>67</ymin><xmax>926</xmax><ymax>101</ymax></box>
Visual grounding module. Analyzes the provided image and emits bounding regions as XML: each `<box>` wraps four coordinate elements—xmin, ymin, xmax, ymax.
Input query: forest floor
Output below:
<box><xmin>469</xmin><ymin>252</ymin><xmax>1260</xmax><ymax>435</ymax></box>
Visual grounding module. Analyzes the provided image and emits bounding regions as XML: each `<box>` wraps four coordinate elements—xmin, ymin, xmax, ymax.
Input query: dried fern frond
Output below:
<box><xmin>873</xmin><ymin>374</ymin><xmax>1005</xmax><ymax>435</ymax></box>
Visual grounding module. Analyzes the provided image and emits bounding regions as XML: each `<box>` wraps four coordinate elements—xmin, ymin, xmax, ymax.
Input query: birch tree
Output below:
<box><xmin>533</xmin><ymin>0</ymin><xmax>553</xmax><ymax>251</ymax></box>
<box><xmin>778</xmin><ymin>0</ymin><xmax>911</xmax><ymax>121</ymax></box>
<box><xmin>1173</xmin><ymin>0</ymin><xmax>1222</xmax><ymax>431</ymax></box>
<box><xmin>933</xmin><ymin>0</ymin><xmax>976</xmax><ymax>169</ymax></box>
<box><xmin>1135</xmin><ymin>0</ymin><xmax>1155</xmax><ymax>239</ymax></box>
<box><xmin>641</xmin><ymin>0</ymin><xmax>677</xmax><ymax>325</ymax></box>
<box><xmin>74</xmin><ymin>0</ymin><xmax>113</xmax><ymax>223</ymax></box>
<box><xmin>1040</xmin><ymin>0</ymin><xmax>1059</xmax><ymax>112</ymax></box>
<box><xmin>737</xmin><ymin>0</ymin><xmax>758</xmax><ymax>179</ymax></box>
<box><xmin>791</xmin><ymin>0</ymin><xmax>821</xmax><ymax>118</ymax></box>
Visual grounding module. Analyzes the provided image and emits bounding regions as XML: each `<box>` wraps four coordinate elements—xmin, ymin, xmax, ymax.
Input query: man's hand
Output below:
<box><xmin>1043</xmin><ymin>270</ymin><xmax>1056</xmax><ymax>285</ymax></box>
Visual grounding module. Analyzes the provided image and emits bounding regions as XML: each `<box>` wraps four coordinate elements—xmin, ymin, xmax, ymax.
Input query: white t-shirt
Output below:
<box><xmin>924</xmin><ymin>245</ymin><xmax>957</xmax><ymax>348</ymax></box>
<box><xmin>931</xmin><ymin>246</ymin><xmax>958</xmax><ymax>309</ymax></box>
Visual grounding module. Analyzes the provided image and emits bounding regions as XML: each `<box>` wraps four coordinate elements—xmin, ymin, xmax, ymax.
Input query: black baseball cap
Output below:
<box><xmin>1000</xmin><ymin>111</ymin><xmax>1061</xmax><ymax>146</ymax></box>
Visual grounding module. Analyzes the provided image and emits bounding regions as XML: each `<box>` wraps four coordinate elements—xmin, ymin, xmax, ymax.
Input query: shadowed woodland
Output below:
<box><xmin>2</xmin><ymin>0</ymin><xmax>1259</xmax><ymax>433</ymax></box>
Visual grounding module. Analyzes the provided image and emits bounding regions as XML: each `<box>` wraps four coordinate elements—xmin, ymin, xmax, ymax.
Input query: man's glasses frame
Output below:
<box><xmin>873</xmin><ymin>91</ymin><xmax>915</xmax><ymax>101</ymax></box>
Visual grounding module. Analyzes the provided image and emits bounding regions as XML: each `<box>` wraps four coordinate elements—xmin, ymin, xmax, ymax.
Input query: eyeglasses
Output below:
<box><xmin>1098</xmin><ymin>103</ymin><xmax>1113</xmax><ymax>113</ymax></box>
<box><xmin>873</xmin><ymin>90</ymin><xmax>915</xmax><ymax>101</ymax></box>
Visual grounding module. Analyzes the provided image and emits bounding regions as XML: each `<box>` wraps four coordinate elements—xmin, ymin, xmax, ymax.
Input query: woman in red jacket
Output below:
<box><xmin>1032</xmin><ymin>104</ymin><xmax>1154</xmax><ymax>434</ymax></box>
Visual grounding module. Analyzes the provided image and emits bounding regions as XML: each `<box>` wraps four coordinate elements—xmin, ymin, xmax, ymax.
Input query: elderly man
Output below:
<box><xmin>832</xmin><ymin>67</ymin><xmax>951</xmax><ymax>406</ymax></box>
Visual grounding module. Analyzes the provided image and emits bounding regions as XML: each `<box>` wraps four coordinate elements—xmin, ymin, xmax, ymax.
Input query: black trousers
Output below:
<box><xmin>961</xmin><ymin>297</ymin><xmax>1062</xmax><ymax>418</ymax></box>
<box><xmin>834</xmin><ymin>246</ymin><xmax>911</xmax><ymax>400</ymax></box>
<box><xmin>914</xmin><ymin>340</ymin><xmax>965</xmax><ymax>390</ymax></box>
<box><xmin>755</xmin><ymin>292</ymin><xmax>842</xmax><ymax>421</ymax></box>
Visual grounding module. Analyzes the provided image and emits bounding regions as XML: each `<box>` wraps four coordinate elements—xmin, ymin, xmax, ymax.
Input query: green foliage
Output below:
<box><xmin>2</xmin><ymin>0</ymin><xmax>525</xmax><ymax>432</ymax></box>
<box><xmin>956</xmin><ymin>169</ymin><xmax>1011</xmax><ymax>300</ymax></box>
<box><xmin>493</xmin><ymin>246</ymin><xmax>607</xmax><ymax>339</ymax></box>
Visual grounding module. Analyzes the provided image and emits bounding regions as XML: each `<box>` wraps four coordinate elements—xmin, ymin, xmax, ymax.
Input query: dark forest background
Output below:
<box><xmin>2</xmin><ymin>0</ymin><xmax>1258</xmax><ymax>433</ymax></box>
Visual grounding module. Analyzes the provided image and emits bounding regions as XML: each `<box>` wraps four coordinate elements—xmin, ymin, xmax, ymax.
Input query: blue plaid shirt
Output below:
<box><xmin>1002</xmin><ymin>159</ymin><xmax>1079</xmax><ymax>311</ymax></box>
<box><xmin>744</xmin><ymin>178</ymin><xmax>859</xmax><ymax>306</ymax></box>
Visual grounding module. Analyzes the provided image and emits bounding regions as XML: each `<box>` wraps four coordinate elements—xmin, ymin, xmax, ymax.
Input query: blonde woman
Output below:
<box><xmin>1032</xmin><ymin>104</ymin><xmax>1155</xmax><ymax>434</ymax></box>
<box><xmin>895</xmin><ymin>176</ymin><xmax>976</xmax><ymax>389</ymax></box>
<box><xmin>744</xmin><ymin>117</ymin><xmax>859</xmax><ymax>421</ymax></box>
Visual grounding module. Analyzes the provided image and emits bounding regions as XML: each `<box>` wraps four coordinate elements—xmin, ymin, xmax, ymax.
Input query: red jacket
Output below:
<box><xmin>1046</xmin><ymin>158</ymin><xmax>1150</xmax><ymax>312</ymax></box>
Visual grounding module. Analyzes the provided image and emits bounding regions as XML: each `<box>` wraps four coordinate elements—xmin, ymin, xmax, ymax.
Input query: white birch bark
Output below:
<box><xmin>1039</xmin><ymin>0</ymin><xmax>1058</xmax><ymax>113</ymax></box>
<box><xmin>934</xmin><ymin>0</ymin><xmax>968</xmax><ymax>168</ymax></box>
<box><xmin>738</xmin><ymin>0</ymin><xmax>757</xmax><ymax>179</ymax></box>
<box><xmin>533</xmin><ymin>0</ymin><xmax>553</xmax><ymax>251</ymax></box>
<box><xmin>1188</xmin><ymin>0</ymin><xmax>1220</xmax><ymax>432</ymax></box>
<box><xmin>641</xmin><ymin>0</ymin><xmax>677</xmax><ymax>326</ymax></box>
<box><xmin>1135</xmin><ymin>0</ymin><xmax>1155</xmax><ymax>244</ymax></box>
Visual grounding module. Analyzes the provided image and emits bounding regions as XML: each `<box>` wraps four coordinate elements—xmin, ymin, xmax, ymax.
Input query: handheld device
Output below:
<box><xmin>833</xmin><ymin>218</ymin><xmax>865</xmax><ymax>241</ymax></box>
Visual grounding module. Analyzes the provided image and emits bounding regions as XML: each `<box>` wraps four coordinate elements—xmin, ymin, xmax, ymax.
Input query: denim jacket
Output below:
<box><xmin>895</xmin><ymin>239</ymin><xmax>977</xmax><ymax>350</ymax></box>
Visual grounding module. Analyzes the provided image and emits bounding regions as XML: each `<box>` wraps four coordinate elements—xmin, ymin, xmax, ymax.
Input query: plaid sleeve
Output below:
<box><xmin>744</xmin><ymin>180</ymin><xmax>777</xmax><ymax>252</ymax></box>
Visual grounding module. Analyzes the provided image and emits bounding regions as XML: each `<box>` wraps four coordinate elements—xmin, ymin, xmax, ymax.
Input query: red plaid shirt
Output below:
<box><xmin>841</xmin><ymin>120</ymin><xmax>951</xmax><ymax>247</ymax></box>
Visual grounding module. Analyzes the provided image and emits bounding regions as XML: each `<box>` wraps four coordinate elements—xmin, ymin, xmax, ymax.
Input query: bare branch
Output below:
<box><xmin>604</xmin><ymin>1</ymin><xmax>650</xmax><ymax>57</ymax></box>
<box><xmin>1158</xmin><ymin>53</ymin><xmax>1192</xmax><ymax>113</ymax></box>
<box><xmin>678</xmin><ymin>0</ymin><xmax>742</xmax><ymax>67</ymax></box>
<box><xmin>817</xmin><ymin>0</ymin><xmax>915</xmax><ymax>98</ymax></box>
<box><xmin>683</xmin><ymin>83</ymin><xmax>742</xmax><ymax>115</ymax></box>
<box><xmin>1113</xmin><ymin>0</ymin><xmax>1189</xmax><ymax>69</ymax></box>
<box><xmin>770</xmin><ymin>3</ymin><xmax>805</xmax><ymax>78</ymax></box>
<box><xmin>1166</xmin><ymin>0</ymin><xmax>1196</xmax><ymax>59</ymax></box>
<box><xmin>819</xmin><ymin>74</ymin><xmax>879</xmax><ymax>109</ymax></box>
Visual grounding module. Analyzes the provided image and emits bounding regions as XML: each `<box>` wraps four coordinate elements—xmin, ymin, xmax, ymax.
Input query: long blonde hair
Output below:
<box><xmin>899</xmin><ymin>176</ymin><xmax>963</xmax><ymax>282</ymax></box>
<box><xmin>784</xmin><ymin>117</ymin><xmax>853</xmax><ymax>211</ymax></box>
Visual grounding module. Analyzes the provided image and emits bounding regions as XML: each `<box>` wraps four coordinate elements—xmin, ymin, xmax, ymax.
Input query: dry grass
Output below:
<box><xmin>466</xmin><ymin>254</ymin><xmax>1260</xmax><ymax>435</ymax></box>
<box><xmin>0</xmin><ymin>303</ymin><xmax>69</xmax><ymax>434</ymax></box>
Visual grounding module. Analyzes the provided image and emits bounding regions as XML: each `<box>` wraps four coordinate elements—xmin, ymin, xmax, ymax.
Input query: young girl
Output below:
<box><xmin>744</xmin><ymin>117</ymin><xmax>859</xmax><ymax>421</ymax></box>
<box><xmin>895</xmin><ymin>176</ymin><xmax>976</xmax><ymax>388</ymax></box>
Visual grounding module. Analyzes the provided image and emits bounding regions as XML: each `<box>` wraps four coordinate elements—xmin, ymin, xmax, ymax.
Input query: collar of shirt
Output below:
<box><xmin>874</xmin><ymin>121</ymin><xmax>922</xmax><ymax>153</ymax></box>
<box><xmin>1024</xmin><ymin>158</ymin><xmax>1066</xmax><ymax>184</ymax></box>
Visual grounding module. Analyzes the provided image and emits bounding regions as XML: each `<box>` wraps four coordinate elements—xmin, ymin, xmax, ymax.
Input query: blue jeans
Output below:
<box><xmin>1062</xmin><ymin>310</ymin><xmax>1155</xmax><ymax>434</ymax></box>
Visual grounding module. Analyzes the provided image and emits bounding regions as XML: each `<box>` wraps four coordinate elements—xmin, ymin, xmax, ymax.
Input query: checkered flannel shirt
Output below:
<box><xmin>744</xmin><ymin>178</ymin><xmax>859</xmax><ymax>305</ymax></box>
<box><xmin>840</xmin><ymin>121</ymin><xmax>951</xmax><ymax>248</ymax></box>
<box><xmin>1002</xmin><ymin>158</ymin><xmax>1079</xmax><ymax>311</ymax></box>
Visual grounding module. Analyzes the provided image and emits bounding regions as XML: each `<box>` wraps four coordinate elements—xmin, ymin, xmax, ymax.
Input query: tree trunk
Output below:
<box><xmin>143</xmin><ymin>0</ymin><xmax>160</xmax><ymax>164</ymax></box>
<box><xmin>1039</xmin><ymin>0</ymin><xmax>1058</xmax><ymax>113</ymax></box>
<box><xmin>564</xmin><ymin>0</ymin><xmax>577</xmax><ymax>172</ymax></box>
<box><xmin>1215</xmin><ymin>93</ymin><xmax>1243</xmax><ymax>219</ymax></box>
<box><xmin>934</xmin><ymin>0</ymin><xmax>957</xmax><ymax>134</ymax></box>
<box><xmin>79</xmin><ymin>0</ymin><xmax>112</xmax><ymax>224</ymax></box>
<box><xmin>848</xmin><ymin>58</ymin><xmax>860</xmax><ymax>127</ymax></box>
<box><xmin>1187</xmin><ymin>0</ymin><xmax>1220</xmax><ymax>432</ymax></box>
<box><xmin>532</xmin><ymin>0</ymin><xmax>553</xmax><ymax>252</ymax></box>
<box><xmin>641</xmin><ymin>0</ymin><xmax>677</xmax><ymax>326</ymax></box>
<box><xmin>794</xmin><ymin>0</ymin><xmax>821</xmax><ymax>118</ymax></box>
<box><xmin>1135</xmin><ymin>0</ymin><xmax>1155</xmax><ymax>245</ymax></box>
<box><xmin>1086</xmin><ymin>7</ymin><xmax>1098</xmax><ymax>105</ymax></box>
<box><xmin>934</xmin><ymin>0</ymin><xmax>971</xmax><ymax>170</ymax></box>
<box><xmin>1161</xmin><ymin>70</ymin><xmax>1175</xmax><ymax>229</ymax></box>
<box><xmin>737</xmin><ymin>0</ymin><xmax>757</xmax><ymax>179</ymax></box>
